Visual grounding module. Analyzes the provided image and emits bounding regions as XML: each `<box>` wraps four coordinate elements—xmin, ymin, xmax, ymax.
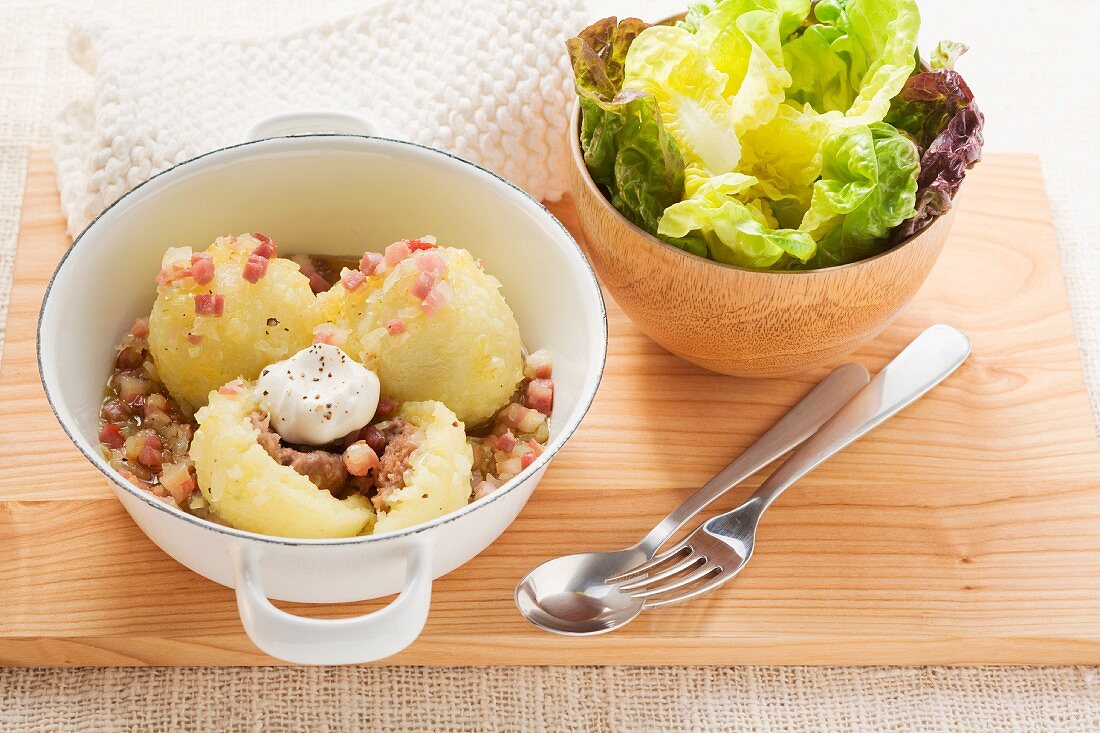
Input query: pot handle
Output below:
<box><xmin>230</xmin><ymin>539</ymin><xmax>433</xmax><ymax>664</ymax></box>
<box><xmin>244</xmin><ymin>110</ymin><xmax>379</xmax><ymax>142</ymax></box>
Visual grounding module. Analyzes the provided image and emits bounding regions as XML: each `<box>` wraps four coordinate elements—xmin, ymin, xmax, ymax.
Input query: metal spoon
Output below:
<box><xmin>514</xmin><ymin>362</ymin><xmax>870</xmax><ymax>636</ymax></box>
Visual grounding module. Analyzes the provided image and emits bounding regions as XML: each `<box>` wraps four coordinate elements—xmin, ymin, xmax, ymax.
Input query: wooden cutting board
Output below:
<box><xmin>2</xmin><ymin>150</ymin><xmax>1099</xmax><ymax>666</ymax></box>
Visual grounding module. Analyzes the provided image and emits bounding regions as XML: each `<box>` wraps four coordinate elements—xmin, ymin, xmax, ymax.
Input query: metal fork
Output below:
<box><xmin>609</xmin><ymin>324</ymin><xmax>972</xmax><ymax>608</ymax></box>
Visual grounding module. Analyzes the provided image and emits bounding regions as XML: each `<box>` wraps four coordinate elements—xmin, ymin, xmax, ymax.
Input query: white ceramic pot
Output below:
<box><xmin>38</xmin><ymin>112</ymin><xmax>607</xmax><ymax>665</ymax></box>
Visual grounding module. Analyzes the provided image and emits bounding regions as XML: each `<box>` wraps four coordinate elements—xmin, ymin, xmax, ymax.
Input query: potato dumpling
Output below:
<box><xmin>148</xmin><ymin>234</ymin><xmax>316</xmax><ymax>411</ymax></box>
<box><xmin>190</xmin><ymin>382</ymin><xmax>374</xmax><ymax>538</ymax></box>
<box><xmin>373</xmin><ymin>400</ymin><xmax>474</xmax><ymax>535</ymax></box>
<box><xmin>330</xmin><ymin>245</ymin><xmax>523</xmax><ymax>426</ymax></box>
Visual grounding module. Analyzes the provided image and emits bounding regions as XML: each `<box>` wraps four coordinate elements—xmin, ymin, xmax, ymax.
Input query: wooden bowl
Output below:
<box><xmin>568</xmin><ymin>103</ymin><xmax>955</xmax><ymax>377</ymax></box>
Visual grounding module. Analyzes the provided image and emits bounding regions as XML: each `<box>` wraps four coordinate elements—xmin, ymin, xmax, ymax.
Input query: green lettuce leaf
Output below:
<box><xmin>659</xmin><ymin>170</ymin><xmax>817</xmax><ymax>268</ymax></box>
<box><xmin>633</xmin><ymin>0</ymin><xmax>817</xmax><ymax>264</ymax></box>
<box><xmin>568</xmin><ymin>18</ymin><xmax>705</xmax><ymax>255</ymax></box>
<box><xmin>681</xmin><ymin>0</ymin><xmax>811</xmax><ymax>38</ymax></box>
<box><xmin>930</xmin><ymin>40</ymin><xmax>968</xmax><ymax>70</ymax></box>
<box><xmin>794</xmin><ymin>121</ymin><xmax>919</xmax><ymax>268</ymax></box>
<box><xmin>783</xmin><ymin>0</ymin><xmax>920</xmax><ymax>123</ymax></box>
<box><xmin>623</xmin><ymin>0</ymin><xmax>805</xmax><ymax>179</ymax></box>
<box><xmin>622</xmin><ymin>24</ymin><xmax>744</xmax><ymax>177</ymax></box>
<box><xmin>736</xmin><ymin>102</ymin><xmax>833</xmax><ymax>227</ymax></box>
<box><xmin>693</xmin><ymin>0</ymin><xmax>796</xmax><ymax>133</ymax></box>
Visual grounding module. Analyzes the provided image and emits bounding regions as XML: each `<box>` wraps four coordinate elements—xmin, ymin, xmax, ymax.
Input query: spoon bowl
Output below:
<box><xmin>515</xmin><ymin>547</ymin><xmax>649</xmax><ymax>635</ymax></box>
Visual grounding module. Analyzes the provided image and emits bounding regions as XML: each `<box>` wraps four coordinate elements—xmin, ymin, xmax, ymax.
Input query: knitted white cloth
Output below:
<box><xmin>52</xmin><ymin>0</ymin><xmax>586</xmax><ymax>237</ymax></box>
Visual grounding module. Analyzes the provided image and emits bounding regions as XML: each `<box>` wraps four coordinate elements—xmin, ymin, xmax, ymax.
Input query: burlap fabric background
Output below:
<box><xmin>2</xmin><ymin>1</ymin><xmax>1098</xmax><ymax>730</ymax></box>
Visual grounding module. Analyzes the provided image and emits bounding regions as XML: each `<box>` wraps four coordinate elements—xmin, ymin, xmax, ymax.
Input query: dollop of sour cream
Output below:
<box><xmin>256</xmin><ymin>344</ymin><xmax>380</xmax><ymax>446</ymax></box>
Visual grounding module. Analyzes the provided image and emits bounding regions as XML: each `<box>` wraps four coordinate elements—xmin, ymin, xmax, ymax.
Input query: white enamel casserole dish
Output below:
<box><xmin>38</xmin><ymin>113</ymin><xmax>607</xmax><ymax>664</ymax></box>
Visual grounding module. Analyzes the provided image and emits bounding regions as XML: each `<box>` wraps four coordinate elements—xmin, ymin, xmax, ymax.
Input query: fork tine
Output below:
<box><xmin>614</xmin><ymin>553</ymin><xmax>704</xmax><ymax>592</ymax></box>
<box><xmin>605</xmin><ymin>544</ymin><xmax>691</xmax><ymax>584</ymax></box>
<box><xmin>640</xmin><ymin>569</ymin><xmax>732</xmax><ymax>609</ymax></box>
<box><xmin>628</xmin><ymin>564</ymin><xmax>721</xmax><ymax>600</ymax></box>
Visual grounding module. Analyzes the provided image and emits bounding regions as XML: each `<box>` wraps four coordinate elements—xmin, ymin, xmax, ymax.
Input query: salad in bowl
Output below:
<box><xmin>568</xmin><ymin>0</ymin><xmax>984</xmax><ymax>271</ymax></box>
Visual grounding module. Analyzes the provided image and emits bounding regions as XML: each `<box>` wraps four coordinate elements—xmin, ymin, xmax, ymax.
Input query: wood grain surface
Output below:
<box><xmin>2</xmin><ymin>150</ymin><xmax>1099</xmax><ymax>666</ymax></box>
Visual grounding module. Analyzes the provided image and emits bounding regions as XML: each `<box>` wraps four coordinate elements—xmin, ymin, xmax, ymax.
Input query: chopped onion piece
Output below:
<box><xmin>159</xmin><ymin>461</ymin><xmax>196</xmax><ymax>505</ymax></box>
<box><xmin>343</xmin><ymin>441</ymin><xmax>380</xmax><ymax>476</ymax></box>
<box><xmin>119</xmin><ymin>374</ymin><xmax>152</xmax><ymax>404</ymax></box>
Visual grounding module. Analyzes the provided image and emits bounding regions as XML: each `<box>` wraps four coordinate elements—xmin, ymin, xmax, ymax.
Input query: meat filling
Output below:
<box><xmin>251</xmin><ymin>412</ymin><xmax>419</xmax><ymax>504</ymax></box>
<box><xmin>252</xmin><ymin>413</ymin><xmax>347</xmax><ymax>493</ymax></box>
<box><xmin>373</xmin><ymin>421</ymin><xmax>420</xmax><ymax>510</ymax></box>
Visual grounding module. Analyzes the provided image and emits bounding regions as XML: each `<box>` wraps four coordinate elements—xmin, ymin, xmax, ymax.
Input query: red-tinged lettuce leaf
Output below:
<box><xmin>568</xmin><ymin>18</ymin><xmax>705</xmax><ymax>256</ymax></box>
<box><xmin>886</xmin><ymin>67</ymin><xmax>977</xmax><ymax>150</ymax></box>
<box><xmin>886</xmin><ymin>57</ymin><xmax>984</xmax><ymax>240</ymax></box>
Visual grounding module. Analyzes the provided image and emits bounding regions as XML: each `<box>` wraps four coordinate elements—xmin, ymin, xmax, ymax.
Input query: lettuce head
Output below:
<box><xmin>567</xmin><ymin>1</ymin><xmax>980</xmax><ymax>270</ymax></box>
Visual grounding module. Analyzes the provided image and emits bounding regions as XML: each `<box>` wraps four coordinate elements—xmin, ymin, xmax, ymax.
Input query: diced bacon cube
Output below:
<box><xmin>99</xmin><ymin>423</ymin><xmax>125</xmax><ymax>449</ymax></box>
<box><xmin>360</xmin><ymin>251</ymin><xmax>384</xmax><ymax>275</ymax></box>
<box><xmin>520</xmin><ymin>453</ymin><xmax>536</xmax><ymax>469</ymax></box>
<box><xmin>194</xmin><ymin>293</ymin><xmax>225</xmax><ymax>316</ymax></box>
<box><xmin>312</xmin><ymin>325</ymin><xmax>349</xmax><ymax>346</ymax></box>
<box><xmin>376</xmin><ymin>397</ymin><xmax>398</xmax><ymax>418</ymax></box>
<box><xmin>130</xmin><ymin>318</ymin><xmax>149</xmax><ymax>339</ymax></box>
<box><xmin>386</xmin><ymin>319</ymin><xmax>406</xmax><ymax>335</ymax></box>
<box><xmin>525</xmin><ymin>379</ymin><xmax>554</xmax><ymax>415</ymax></box>
<box><xmin>499</xmin><ymin>402</ymin><xmax>545</xmax><ymax>434</ymax></box>
<box><xmin>385</xmin><ymin>240</ymin><xmax>411</xmax><ymax>267</ymax></box>
<box><xmin>408</xmin><ymin>238</ymin><xmax>437</xmax><ymax>251</ymax></box>
<box><xmin>420</xmin><ymin>285</ymin><xmax>448</xmax><ymax>315</ymax></box>
<box><xmin>242</xmin><ymin>253</ymin><xmax>269</xmax><ymax>284</ymax></box>
<box><xmin>187</xmin><ymin>333</ymin><xmax>204</xmax><ymax>345</ymax></box>
<box><xmin>137</xmin><ymin>433</ymin><xmax>163</xmax><ymax>468</ymax></box>
<box><xmin>527</xmin><ymin>438</ymin><xmax>544</xmax><ymax>456</ymax></box>
<box><xmin>415</xmin><ymin>250</ymin><xmax>447</xmax><ymax>277</ymax></box>
<box><xmin>251</xmin><ymin>233</ymin><xmax>277</xmax><ymax>259</ymax></box>
<box><xmin>102</xmin><ymin>399</ymin><xmax>129</xmax><ymax>422</ymax></box>
<box><xmin>363</xmin><ymin>425</ymin><xmax>387</xmax><ymax>454</ymax></box>
<box><xmin>290</xmin><ymin>254</ymin><xmax>331</xmax><ymax>293</ymax></box>
<box><xmin>494</xmin><ymin>432</ymin><xmax>516</xmax><ymax>451</ymax></box>
<box><xmin>341</xmin><ymin>269</ymin><xmax>367</xmax><ymax>291</ymax></box>
<box><xmin>218</xmin><ymin>379</ymin><xmax>246</xmax><ymax>396</ymax></box>
<box><xmin>410</xmin><ymin>271</ymin><xmax>436</xmax><ymax>300</ymax></box>
<box><xmin>524</xmin><ymin>349</ymin><xmax>553</xmax><ymax>379</ymax></box>
<box><xmin>343</xmin><ymin>441</ymin><xmax>380</xmax><ymax>476</ymax></box>
<box><xmin>191</xmin><ymin>254</ymin><xmax>215</xmax><ymax>285</ymax></box>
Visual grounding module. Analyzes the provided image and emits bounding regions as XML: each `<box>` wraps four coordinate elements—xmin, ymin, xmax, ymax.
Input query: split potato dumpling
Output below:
<box><xmin>373</xmin><ymin>400</ymin><xmax>474</xmax><ymax>535</ymax></box>
<box><xmin>148</xmin><ymin>234</ymin><xmax>317</xmax><ymax>412</ymax></box>
<box><xmin>334</xmin><ymin>247</ymin><xmax>524</xmax><ymax>426</ymax></box>
<box><xmin>190</xmin><ymin>384</ymin><xmax>374</xmax><ymax>538</ymax></box>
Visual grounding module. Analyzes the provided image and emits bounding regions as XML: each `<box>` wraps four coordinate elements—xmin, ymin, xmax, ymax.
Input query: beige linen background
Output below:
<box><xmin>2</xmin><ymin>1</ymin><xmax>1099</xmax><ymax>730</ymax></box>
